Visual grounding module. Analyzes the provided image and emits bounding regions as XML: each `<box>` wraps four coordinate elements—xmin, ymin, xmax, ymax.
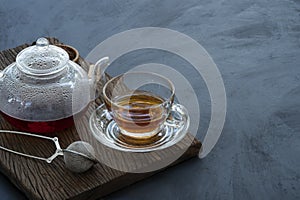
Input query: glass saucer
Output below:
<box><xmin>89</xmin><ymin>103</ymin><xmax>190</xmax><ymax>152</ymax></box>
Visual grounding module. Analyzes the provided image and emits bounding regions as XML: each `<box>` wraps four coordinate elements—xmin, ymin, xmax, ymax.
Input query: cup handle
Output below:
<box><xmin>165</xmin><ymin>104</ymin><xmax>189</xmax><ymax>128</ymax></box>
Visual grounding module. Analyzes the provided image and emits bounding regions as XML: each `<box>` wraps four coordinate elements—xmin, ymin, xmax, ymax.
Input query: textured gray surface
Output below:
<box><xmin>0</xmin><ymin>0</ymin><xmax>300</xmax><ymax>199</ymax></box>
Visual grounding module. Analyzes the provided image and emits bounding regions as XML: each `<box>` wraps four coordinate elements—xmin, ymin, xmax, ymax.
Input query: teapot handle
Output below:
<box><xmin>88</xmin><ymin>57</ymin><xmax>110</xmax><ymax>100</ymax></box>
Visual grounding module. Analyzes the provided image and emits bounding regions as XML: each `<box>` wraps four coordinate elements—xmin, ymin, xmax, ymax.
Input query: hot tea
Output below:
<box><xmin>109</xmin><ymin>91</ymin><xmax>167</xmax><ymax>138</ymax></box>
<box><xmin>0</xmin><ymin>107</ymin><xmax>87</xmax><ymax>134</ymax></box>
<box><xmin>103</xmin><ymin>72</ymin><xmax>175</xmax><ymax>140</ymax></box>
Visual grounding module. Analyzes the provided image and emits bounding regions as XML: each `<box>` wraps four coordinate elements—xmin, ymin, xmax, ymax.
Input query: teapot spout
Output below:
<box><xmin>88</xmin><ymin>57</ymin><xmax>110</xmax><ymax>100</ymax></box>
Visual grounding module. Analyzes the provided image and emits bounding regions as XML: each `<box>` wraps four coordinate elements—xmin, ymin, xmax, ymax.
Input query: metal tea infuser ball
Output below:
<box><xmin>0</xmin><ymin>130</ymin><xmax>97</xmax><ymax>173</ymax></box>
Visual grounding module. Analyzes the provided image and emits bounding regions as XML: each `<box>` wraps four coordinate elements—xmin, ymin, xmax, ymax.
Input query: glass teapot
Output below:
<box><xmin>0</xmin><ymin>38</ymin><xmax>109</xmax><ymax>133</ymax></box>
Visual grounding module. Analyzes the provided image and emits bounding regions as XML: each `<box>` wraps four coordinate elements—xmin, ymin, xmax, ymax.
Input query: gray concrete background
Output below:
<box><xmin>0</xmin><ymin>0</ymin><xmax>300</xmax><ymax>199</ymax></box>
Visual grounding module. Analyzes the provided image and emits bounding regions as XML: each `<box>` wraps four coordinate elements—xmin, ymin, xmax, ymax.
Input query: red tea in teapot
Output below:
<box><xmin>0</xmin><ymin>108</ymin><xmax>86</xmax><ymax>134</ymax></box>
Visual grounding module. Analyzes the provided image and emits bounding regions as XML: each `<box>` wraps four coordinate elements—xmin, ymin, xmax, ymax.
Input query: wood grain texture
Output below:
<box><xmin>0</xmin><ymin>38</ymin><xmax>201</xmax><ymax>200</ymax></box>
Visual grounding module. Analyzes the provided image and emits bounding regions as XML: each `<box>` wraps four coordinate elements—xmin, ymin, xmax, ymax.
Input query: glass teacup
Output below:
<box><xmin>103</xmin><ymin>72</ymin><xmax>175</xmax><ymax>139</ymax></box>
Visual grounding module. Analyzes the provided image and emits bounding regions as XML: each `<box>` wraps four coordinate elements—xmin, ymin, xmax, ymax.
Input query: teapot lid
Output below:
<box><xmin>16</xmin><ymin>38</ymin><xmax>69</xmax><ymax>76</ymax></box>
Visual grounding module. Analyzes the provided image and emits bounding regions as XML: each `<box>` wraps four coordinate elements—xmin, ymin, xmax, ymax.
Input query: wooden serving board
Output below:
<box><xmin>0</xmin><ymin>38</ymin><xmax>201</xmax><ymax>200</ymax></box>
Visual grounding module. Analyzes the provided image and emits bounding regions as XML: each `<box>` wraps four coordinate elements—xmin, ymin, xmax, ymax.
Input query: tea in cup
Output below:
<box><xmin>103</xmin><ymin>72</ymin><xmax>175</xmax><ymax>139</ymax></box>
